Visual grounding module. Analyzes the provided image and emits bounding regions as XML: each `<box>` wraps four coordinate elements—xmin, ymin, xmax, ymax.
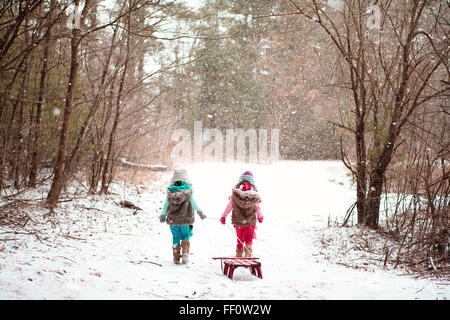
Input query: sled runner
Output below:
<box><xmin>212</xmin><ymin>257</ymin><xmax>262</xmax><ymax>280</ymax></box>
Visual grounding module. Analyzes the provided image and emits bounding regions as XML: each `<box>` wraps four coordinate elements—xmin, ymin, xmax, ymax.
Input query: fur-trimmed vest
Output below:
<box><xmin>166</xmin><ymin>188</ymin><xmax>194</xmax><ymax>226</ymax></box>
<box><xmin>231</xmin><ymin>188</ymin><xmax>260</xmax><ymax>226</ymax></box>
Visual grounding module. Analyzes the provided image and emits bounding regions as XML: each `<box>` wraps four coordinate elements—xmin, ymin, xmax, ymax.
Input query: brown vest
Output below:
<box><xmin>166</xmin><ymin>189</ymin><xmax>195</xmax><ymax>226</ymax></box>
<box><xmin>231</xmin><ymin>188</ymin><xmax>260</xmax><ymax>226</ymax></box>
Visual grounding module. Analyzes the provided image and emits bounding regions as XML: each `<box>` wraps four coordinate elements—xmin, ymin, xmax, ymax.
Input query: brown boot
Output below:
<box><xmin>172</xmin><ymin>245</ymin><xmax>181</xmax><ymax>264</ymax></box>
<box><xmin>181</xmin><ymin>240</ymin><xmax>190</xmax><ymax>264</ymax></box>
<box><xmin>244</xmin><ymin>245</ymin><xmax>253</xmax><ymax>257</ymax></box>
<box><xmin>236</xmin><ymin>248</ymin><xmax>244</xmax><ymax>257</ymax></box>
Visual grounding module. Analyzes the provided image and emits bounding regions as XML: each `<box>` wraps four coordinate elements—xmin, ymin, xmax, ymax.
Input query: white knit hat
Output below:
<box><xmin>170</xmin><ymin>168</ymin><xmax>191</xmax><ymax>185</ymax></box>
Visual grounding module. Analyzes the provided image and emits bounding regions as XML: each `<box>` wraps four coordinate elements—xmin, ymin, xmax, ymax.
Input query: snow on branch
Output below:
<box><xmin>116</xmin><ymin>158</ymin><xmax>167</xmax><ymax>171</ymax></box>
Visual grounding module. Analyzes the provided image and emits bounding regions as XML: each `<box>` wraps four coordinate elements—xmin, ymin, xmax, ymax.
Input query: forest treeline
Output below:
<box><xmin>0</xmin><ymin>0</ymin><xmax>341</xmax><ymax>201</ymax></box>
<box><xmin>0</xmin><ymin>1</ymin><xmax>448</xmax><ymax>270</ymax></box>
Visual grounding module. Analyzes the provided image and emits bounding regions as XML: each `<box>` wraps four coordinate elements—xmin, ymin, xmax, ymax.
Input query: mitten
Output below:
<box><xmin>220</xmin><ymin>216</ymin><xmax>226</xmax><ymax>224</ymax></box>
<box><xmin>258</xmin><ymin>216</ymin><xmax>263</xmax><ymax>223</ymax></box>
<box><xmin>159</xmin><ymin>215</ymin><xmax>166</xmax><ymax>223</ymax></box>
<box><xmin>197</xmin><ymin>210</ymin><xmax>206</xmax><ymax>220</ymax></box>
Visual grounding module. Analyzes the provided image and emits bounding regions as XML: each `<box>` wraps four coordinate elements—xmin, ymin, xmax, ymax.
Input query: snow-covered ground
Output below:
<box><xmin>0</xmin><ymin>161</ymin><xmax>448</xmax><ymax>300</ymax></box>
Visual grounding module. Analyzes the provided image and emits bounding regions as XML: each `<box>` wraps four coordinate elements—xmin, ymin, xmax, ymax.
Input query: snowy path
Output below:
<box><xmin>0</xmin><ymin>161</ymin><xmax>448</xmax><ymax>299</ymax></box>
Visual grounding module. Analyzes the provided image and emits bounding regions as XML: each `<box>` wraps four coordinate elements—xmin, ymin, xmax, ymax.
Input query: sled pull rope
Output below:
<box><xmin>225</xmin><ymin>224</ymin><xmax>255</xmax><ymax>258</ymax></box>
<box><xmin>203</xmin><ymin>217</ymin><xmax>255</xmax><ymax>258</ymax></box>
<box><xmin>201</xmin><ymin>219</ymin><xmax>217</xmax><ymax>257</ymax></box>
<box><xmin>201</xmin><ymin>218</ymin><xmax>224</xmax><ymax>273</ymax></box>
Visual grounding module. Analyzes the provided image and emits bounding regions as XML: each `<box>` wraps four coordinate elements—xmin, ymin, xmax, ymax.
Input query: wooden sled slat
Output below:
<box><xmin>213</xmin><ymin>256</ymin><xmax>263</xmax><ymax>280</ymax></box>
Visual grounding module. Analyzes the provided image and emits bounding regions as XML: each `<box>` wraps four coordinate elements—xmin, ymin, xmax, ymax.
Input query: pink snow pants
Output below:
<box><xmin>235</xmin><ymin>225</ymin><xmax>256</xmax><ymax>249</ymax></box>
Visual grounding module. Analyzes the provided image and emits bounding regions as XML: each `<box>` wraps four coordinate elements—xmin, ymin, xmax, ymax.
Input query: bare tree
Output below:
<box><xmin>29</xmin><ymin>0</ymin><xmax>58</xmax><ymax>187</ymax></box>
<box><xmin>47</xmin><ymin>0</ymin><xmax>93</xmax><ymax>210</ymax></box>
<box><xmin>289</xmin><ymin>0</ymin><xmax>448</xmax><ymax>228</ymax></box>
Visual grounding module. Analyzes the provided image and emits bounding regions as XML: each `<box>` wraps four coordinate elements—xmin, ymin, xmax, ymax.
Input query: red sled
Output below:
<box><xmin>212</xmin><ymin>257</ymin><xmax>262</xmax><ymax>280</ymax></box>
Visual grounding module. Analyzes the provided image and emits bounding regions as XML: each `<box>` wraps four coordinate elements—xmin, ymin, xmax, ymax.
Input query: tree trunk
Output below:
<box><xmin>88</xmin><ymin>149</ymin><xmax>103</xmax><ymax>194</ymax></box>
<box><xmin>29</xmin><ymin>0</ymin><xmax>55</xmax><ymax>187</ymax></box>
<box><xmin>100</xmin><ymin>69</ymin><xmax>126</xmax><ymax>194</ymax></box>
<box><xmin>355</xmin><ymin>118</ymin><xmax>368</xmax><ymax>226</ymax></box>
<box><xmin>46</xmin><ymin>0</ymin><xmax>83</xmax><ymax>210</ymax></box>
<box><xmin>100</xmin><ymin>7</ymin><xmax>132</xmax><ymax>194</ymax></box>
<box><xmin>12</xmin><ymin>89</ymin><xmax>25</xmax><ymax>189</ymax></box>
<box><xmin>366</xmin><ymin>171</ymin><xmax>383</xmax><ymax>229</ymax></box>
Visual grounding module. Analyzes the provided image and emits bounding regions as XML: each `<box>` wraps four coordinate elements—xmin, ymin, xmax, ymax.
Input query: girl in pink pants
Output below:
<box><xmin>220</xmin><ymin>171</ymin><xmax>263</xmax><ymax>257</ymax></box>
